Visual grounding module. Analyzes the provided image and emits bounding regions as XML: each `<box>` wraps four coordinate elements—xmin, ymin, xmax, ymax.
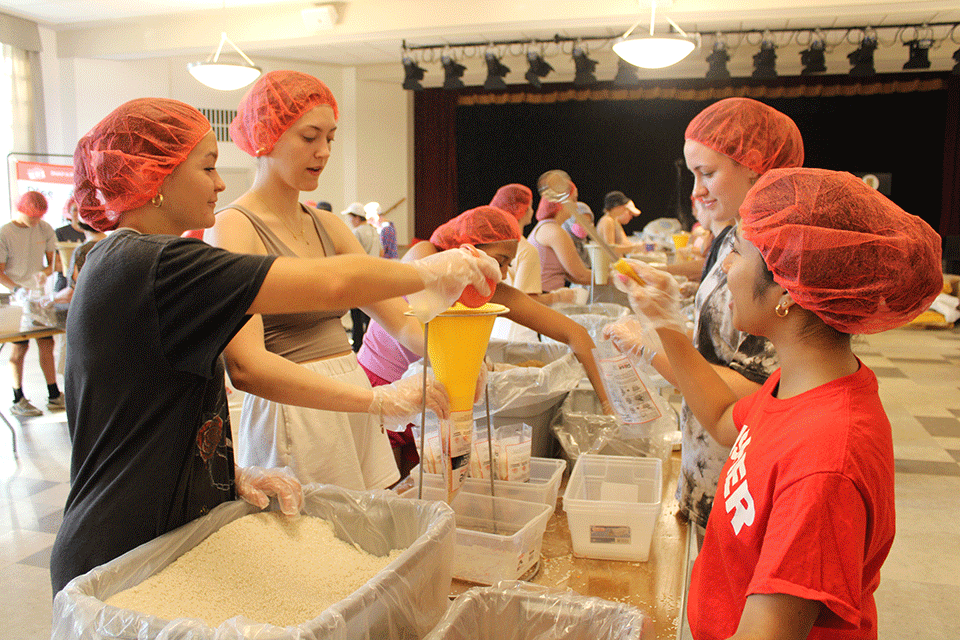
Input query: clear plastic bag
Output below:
<box><xmin>52</xmin><ymin>485</ymin><xmax>456</xmax><ymax>640</ymax></box>
<box><xmin>423</xmin><ymin>581</ymin><xmax>652</xmax><ymax>640</ymax></box>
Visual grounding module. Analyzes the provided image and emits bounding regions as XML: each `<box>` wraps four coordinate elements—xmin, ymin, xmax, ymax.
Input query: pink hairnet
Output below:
<box><xmin>430</xmin><ymin>206</ymin><xmax>522</xmax><ymax>250</ymax></box>
<box><xmin>685</xmin><ymin>98</ymin><xmax>804</xmax><ymax>175</ymax></box>
<box><xmin>490</xmin><ymin>184</ymin><xmax>533</xmax><ymax>221</ymax></box>
<box><xmin>740</xmin><ymin>168</ymin><xmax>942</xmax><ymax>334</ymax></box>
<box><xmin>73</xmin><ymin>98</ymin><xmax>211</xmax><ymax>232</ymax></box>
<box><xmin>17</xmin><ymin>191</ymin><xmax>47</xmax><ymax>218</ymax></box>
<box><xmin>230</xmin><ymin>70</ymin><xmax>339</xmax><ymax>157</ymax></box>
<box><xmin>535</xmin><ymin>181</ymin><xmax>577</xmax><ymax>221</ymax></box>
<box><xmin>63</xmin><ymin>195</ymin><xmax>77</xmax><ymax>217</ymax></box>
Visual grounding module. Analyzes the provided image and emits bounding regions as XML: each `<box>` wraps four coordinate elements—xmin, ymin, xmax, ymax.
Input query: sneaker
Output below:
<box><xmin>10</xmin><ymin>397</ymin><xmax>43</xmax><ymax>417</ymax></box>
<box><xmin>47</xmin><ymin>394</ymin><xmax>66</xmax><ymax>411</ymax></box>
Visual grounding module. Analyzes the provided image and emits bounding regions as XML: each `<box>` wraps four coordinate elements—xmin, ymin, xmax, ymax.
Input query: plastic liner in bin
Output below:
<box><xmin>552</xmin><ymin>380</ymin><xmax>676</xmax><ymax>466</ymax></box>
<box><xmin>52</xmin><ymin>485</ymin><xmax>455</xmax><ymax>640</ymax></box>
<box><xmin>407</xmin><ymin>340</ymin><xmax>582</xmax><ymax>458</ymax></box>
<box><xmin>423</xmin><ymin>581</ymin><xmax>652</xmax><ymax>640</ymax></box>
<box><xmin>549</xmin><ymin>302</ymin><xmax>629</xmax><ymax>320</ymax></box>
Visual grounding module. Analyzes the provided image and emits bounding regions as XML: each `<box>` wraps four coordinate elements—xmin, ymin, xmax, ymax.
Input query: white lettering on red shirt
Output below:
<box><xmin>723</xmin><ymin>426</ymin><xmax>755</xmax><ymax>534</ymax></box>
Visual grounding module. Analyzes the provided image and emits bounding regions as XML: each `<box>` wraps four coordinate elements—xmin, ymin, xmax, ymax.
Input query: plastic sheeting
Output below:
<box><xmin>423</xmin><ymin>581</ymin><xmax>652</xmax><ymax>640</ymax></box>
<box><xmin>52</xmin><ymin>485</ymin><xmax>455</xmax><ymax>640</ymax></box>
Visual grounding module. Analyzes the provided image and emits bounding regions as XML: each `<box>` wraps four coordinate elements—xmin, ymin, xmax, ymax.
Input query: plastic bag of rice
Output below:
<box><xmin>52</xmin><ymin>484</ymin><xmax>456</xmax><ymax>640</ymax></box>
<box><xmin>106</xmin><ymin>512</ymin><xmax>403</xmax><ymax>628</ymax></box>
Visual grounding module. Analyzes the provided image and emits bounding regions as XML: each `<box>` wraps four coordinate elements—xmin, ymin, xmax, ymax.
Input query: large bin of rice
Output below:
<box><xmin>423</xmin><ymin>582</ymin><xmax>652</xmax><ymax>640</ymax></box>
<box><xmin>52</xmin><ymin>484</ymin><xmax>455</xmax><ymax>640</ymax></box>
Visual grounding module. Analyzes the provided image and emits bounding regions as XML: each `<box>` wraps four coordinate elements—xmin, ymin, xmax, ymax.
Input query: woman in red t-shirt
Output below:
<box><xmin>615</xmin><ymin>168</ymin><xmax>941</xmax><ymax>639</ymax></box>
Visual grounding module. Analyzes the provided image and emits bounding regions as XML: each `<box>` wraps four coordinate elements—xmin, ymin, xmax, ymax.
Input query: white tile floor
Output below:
<box><xmin>1</xmin><ymin>326</ymin><xmax>959</xmax><ymax>639</ymax></box>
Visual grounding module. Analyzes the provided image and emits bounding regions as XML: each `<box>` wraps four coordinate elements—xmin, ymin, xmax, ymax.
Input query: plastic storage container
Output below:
<box><xmin>423</xmin><ymin>582</ymin><xmax>652</xmax><ymax>640</ymax></box>
<box><xmin>52</xmin><ymin>485</ymin><xmax>456</xmax><ymax>640</ymax></box>
<box><xmin>405</xmin><ymin>487</ymin><xmax>552</xmax><ymax>585</ymax></box>
<box><xmin>403</xmin><ymin>457</ymin><xmax>566</xmax><ymax>507</ymax></box>
<box><xmin>563</xmin><ymin>454</ymin><xmax>662</xmax><ymax>562</ymax></box>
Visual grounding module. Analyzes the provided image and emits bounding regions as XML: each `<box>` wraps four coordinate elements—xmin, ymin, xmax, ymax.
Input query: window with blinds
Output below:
<box><xmin>199</xmin><ymin>108</ymin><xmax>237</xmax><ymax>143</ymax></box>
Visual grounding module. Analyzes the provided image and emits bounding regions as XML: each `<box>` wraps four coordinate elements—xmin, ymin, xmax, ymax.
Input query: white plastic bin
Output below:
<box><xmin>52</xmin><ymin>485</ymin><xmax>456</xmax><ymax>640</ymax></box>
<box><xmin>404</xmin><ymin>487</ymin><xmax>552</xmax><ymax>585</ymax></box>
<box><xmin>423</xmin><ymin>582</ymin><xmax>652</xmax><ymax>639</ymax></box>
<box><xmin>563</xmin><ymin>454</ymin><xmax>662</xmax><ymax>562</ymax></box>
<box><xmin>404</xmin><ymin>457</ymin><xmax>566</xmax><ymax>507</ymax></box>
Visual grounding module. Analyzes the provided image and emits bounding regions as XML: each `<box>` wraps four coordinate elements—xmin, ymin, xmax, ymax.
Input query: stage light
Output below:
<box><xmin>483</xmin><ymin>52</ymin><xmax>510</xmax><ymax>90</ymax></box>
<box><xmin>572</xmin><ymin>45</ymin><xmax>598</xmax><ymax>86</ymax></box>
<box><xmin>525</xmin><ymin>51</ymin><xmax>554</xmax><ymax>87</ymax></box>
<box><xmin>613</xmin><ymin>58</ymin><xmax>641</xmax><ymax>86</ymax></box>
<box><xmin>752</xmin><ymin>33</ymin><xmax>777</xmax><ymax>78</ymax></box>
<box><xmin>441</xmin><ymin>54</ymin><xmax>467</xmax><ymax>89</ymax></box>
<box><xmin>705</xmin><ymin>38</ymin><xmax>730</xmax><ymax>79</ymax></box>
<box><xmin>903</xmin><ymin>39</ymin><xmax>932</xmax><ymax>69</ymax></box>
<box><xmin>848</xmin><ymin>33</ymin><xmax>877</xmax><ymax>76</ymax></box>
<box><xmin>800</xmin><ymin>34</ymin><xmax>826</xmax><ymax>75</ymax></box>
<box><xmin>402</xmin><ymin>56</ymin><xmax>426</xmax><ymax>91</ymax></box>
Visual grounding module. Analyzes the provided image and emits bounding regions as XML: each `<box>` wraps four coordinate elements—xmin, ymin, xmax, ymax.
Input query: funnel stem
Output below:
<box><xmin>418</xmin><ymin>322</ymin><xmax>429</xmax><ymax>501</ymax></box>
<box><xmin>484</xmin><ymin>384</ymin><xmax>498</xmax><ymax>535</ymax></box>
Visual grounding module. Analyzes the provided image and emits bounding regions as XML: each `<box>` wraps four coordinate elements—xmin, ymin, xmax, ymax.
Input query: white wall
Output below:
<box><xmin>38</xmin><ymin>27</ymin><xmax>414</xmax><ymax>243</ymax></box>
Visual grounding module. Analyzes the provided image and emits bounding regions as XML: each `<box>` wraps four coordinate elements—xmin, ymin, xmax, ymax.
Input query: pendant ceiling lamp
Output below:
<box><xmin>613</xmin><ymin>0</ymin><xmax>697</xmax><ymax>69</ymax></box>
<box><xmin>188</xmin><ymin>32</ymin><xmax>262</xmax><ymax>91</ymax></box>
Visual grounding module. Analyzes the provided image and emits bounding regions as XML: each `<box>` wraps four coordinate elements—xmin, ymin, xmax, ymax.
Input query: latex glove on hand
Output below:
<box><xmin>235</xmin><ymin>465</ymin><xmax>303</xmax><ymax>517</ymax></box>
<box><xmin>407</xmin><ymin>245</ymin><xmax>502</xmax><ymax>323</ymax></box>
<box><xmin>369</xmin><ymin>374</ymin><xmax>450</xmax><ymax>430</ymax></box>
<box><xmin>611</xmin><ymin>259</ymin><xmax>686</xmax><ymax>335</ymax></box>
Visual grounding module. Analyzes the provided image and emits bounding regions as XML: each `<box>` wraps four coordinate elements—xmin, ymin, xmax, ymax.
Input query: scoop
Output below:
<box><xmin>537</xmin><ymin>170</ymin><xmax>645</xmax><ymax>286</ymax></box>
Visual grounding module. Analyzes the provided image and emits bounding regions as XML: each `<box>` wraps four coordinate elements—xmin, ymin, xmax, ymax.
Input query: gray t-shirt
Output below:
<box><xmin>352</xmin><ymin>222</ymin><xmax>382</xmax><ymax>257</ymax></box>
<box><xmin>0</xmin><ymin>220</ymin><xmax>56</xmax><ymax>289</ymax></box>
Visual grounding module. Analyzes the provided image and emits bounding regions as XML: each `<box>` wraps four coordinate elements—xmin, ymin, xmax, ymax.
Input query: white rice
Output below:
<box><xmin>105</xmin><ymin>512</ymin><xmax>403</xmax><ymax>628</ymax></box>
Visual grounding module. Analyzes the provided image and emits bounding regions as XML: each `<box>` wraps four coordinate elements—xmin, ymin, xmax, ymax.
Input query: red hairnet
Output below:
<box><xmin>535</xmin><ymin>181</ymin><xmax>577</xmax><ymax>221</ymax></box>
<box><xmin>230</xmin><ymin>70</ymin><xmax>339</xmax><ymax>157</ymax></box>
<box><xmin>740</xmin><ymin>168</ymin><xmax>942</xmax><ymax>334</ymax></box>
<box><xmin>430</xmin><ymin>206</ymin><xmax>522</xmax><ymax>250</ymax></box>
<box><xmin>73</xmin><ymin>98</ymin><xmax>211</xmax><ymax>232</ymax></box>
<box><xmin>63</xmin><ymin>195</ymin><xmax>77</xmax><ymax>217</ymax></box>
<box><xmin>17</xmin><ymin>191</ymin><xmax>47</xmax><ymax>218</ymax></box>
<box><xmin>685</xmin><ymin>98</ymin><xmax>804</xmax><ymax>175</ymax></box>
<box><xmin>490</xmin><ymin>184</ymin><xmax>532</xmax><ymax>221</ymax></box>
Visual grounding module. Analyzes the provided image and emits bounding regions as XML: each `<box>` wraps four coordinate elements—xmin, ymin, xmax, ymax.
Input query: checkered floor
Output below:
<box><xmin>1</xmin><ymin>327</ymin><xmax>959</xmax><ymax>639</ymax></box>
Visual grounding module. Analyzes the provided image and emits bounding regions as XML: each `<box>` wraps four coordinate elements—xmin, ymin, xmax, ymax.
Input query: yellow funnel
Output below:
<box><xmin>425</xmin><ymin>302</ymin><xmax>508</xmax><ymax>411</ymax></box>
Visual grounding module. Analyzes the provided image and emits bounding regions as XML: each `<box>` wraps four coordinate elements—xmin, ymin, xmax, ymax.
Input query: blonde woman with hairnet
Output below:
<box><xmin>205</xmin><ymin>71</ymin><xmax>498</xmax><ymax>492</ymax></box>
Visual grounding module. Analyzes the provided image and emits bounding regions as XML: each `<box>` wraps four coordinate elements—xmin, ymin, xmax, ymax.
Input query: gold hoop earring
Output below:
<box><xmin>151</xmin><ymin>193</ymin><xmax>164</xmax><ymax>208</ymax></box>
<box><xmin>775</xmin><ymin>302</ymin><xmax>790</xmax><ymax>318</ymax></box>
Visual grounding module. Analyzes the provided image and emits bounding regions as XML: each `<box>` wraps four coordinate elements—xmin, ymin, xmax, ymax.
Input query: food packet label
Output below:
<box><xmin>469</xmin><ymin>437</ymin><xmax>492</xmax><ymax>479</ymax></box>
<box><xmin>597</xmin><ymin>353</ymin><xmax>663</xmax><ymax>426</ymax></box>
<box><xmin>496</xmin><ymin>437</ymin><xmax>530</xmax><ymax>482</ymax></box>
<box><xmin>444</xmin><ymin>410</ymin><xmax>473</xmax><ymax>497</ymax></box>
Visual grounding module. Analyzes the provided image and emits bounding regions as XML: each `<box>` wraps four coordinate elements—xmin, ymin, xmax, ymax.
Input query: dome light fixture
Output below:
<box><xmin>613</xmin><ymin>0</ymin><xmax>698</xmax><ymax>69</ymax></box>
<box><xmin>188</xmin><ymin>32</ymin><xmax>261</xmax><ymax>91</ymax></box>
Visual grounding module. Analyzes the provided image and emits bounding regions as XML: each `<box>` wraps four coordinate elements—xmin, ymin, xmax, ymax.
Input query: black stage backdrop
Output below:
<box><xmin>414</xmin><ymin>73</ymin><xmax>959</xmax><ymax>244</ymax></box>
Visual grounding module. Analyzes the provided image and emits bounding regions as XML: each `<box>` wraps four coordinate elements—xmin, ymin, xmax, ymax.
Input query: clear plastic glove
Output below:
<box><xmin>407</xmin><ymin>245</ymin><xmax>502</xmax><ymax>323</ymax></box>
<box><xmin>612</xmin><ymin>259</ymin><xmax>686</xmax><ymax>334</ymax></box>
<box><xmin>369</xmin><ymin>374</ymin><xmax>450</xmax><ymax>430</ymax></box>
<box><xmin>235</xmin><ymin>465</ymin><xmax>303</xmax><ymax>517</ymax></box>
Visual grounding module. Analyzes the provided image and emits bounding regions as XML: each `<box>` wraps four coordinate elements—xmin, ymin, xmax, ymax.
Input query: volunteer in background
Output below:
<box><xmin>206</xmin><ymin>70</ymin><xmax>495</xmax><ymax>491</ymax></box>
<box><xmin>616</xmin><ymin>168</ymin><xmax>941</xmax><ymax>640</ymax></box>
<box><xmin>344</xmin><ymin>201</ymin><xmax>382</xmax><ymax>351</ymax></box>
<box><xmin>597</xmin><ymin>190</ymin><xmax>644</xmax><ymax>256</ymax></box>
<box><xmin>50</xmin><ymin>96</ymin><xmax>497</xmax><ymax>593</ymax></box>
<box><xmin>365</xmin><ymin>201</ymin><xmax>398</xmax><ymax>259</ymax></box>
<box><xmin>0</xmin><ymin>191</ymin><xmax>63</xmax><ymax>416</ymax></box>
<box><xmin>359</xmin><ymin>205</ymin><xmax>612</xmax><ymax>478</ymax></box>
<box><xmin>604</xmin><ymin>97</ymin><xmax>804</xmax><ymax>545</ymax></box>
<box><xmin>528</xmin><ymin>185</ymin><xmax>593</xmax><ymax>291</ymax></box>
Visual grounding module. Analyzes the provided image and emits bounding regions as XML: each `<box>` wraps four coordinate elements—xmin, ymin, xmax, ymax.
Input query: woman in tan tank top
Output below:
<box><xmin>204</xmin><ymin>71</ymin><xmax>490</xmax><ymax>491</ymax></box>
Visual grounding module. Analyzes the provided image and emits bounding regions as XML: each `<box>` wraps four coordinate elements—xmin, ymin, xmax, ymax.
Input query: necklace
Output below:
<box><xmin>252</xmin><ymin>192</ymin><xmax>310</xmax><ymax>245</ymax></box>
